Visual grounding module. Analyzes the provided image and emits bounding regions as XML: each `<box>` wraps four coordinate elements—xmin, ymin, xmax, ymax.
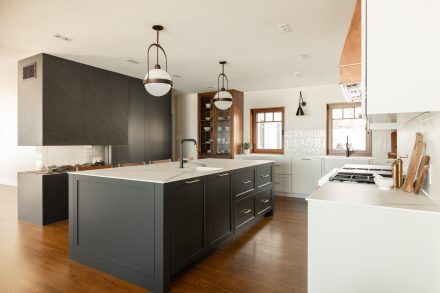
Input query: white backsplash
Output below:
<box><xmin>371</xmin><ymin>130</ymin><xmax>392</xmax><ymax>158</ymax></box>
<box><xmin>397</xmin><ymin>112</ymin><xmax>440</xmax><ymax>204</ymax></box>
<box><xmin>284</xmin><ymin>129</ymin><xmax>391</xmax><ymax>157</ymax></box>
<box><xmin>285</xmin><ymin>130</ymin><xmax>326</xmax><ymax>156</ymax></box>
<box><xmin>36</xmin><ymin>145</ymin><xmax>106</xmax><ymax>168</ymax></box>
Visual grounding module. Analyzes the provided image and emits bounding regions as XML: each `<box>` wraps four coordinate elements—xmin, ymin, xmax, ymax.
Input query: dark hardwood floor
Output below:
<box><xmin>0</xmin><ymin>184</ymin><xmax>307</xmax><ymax>293</ymax></box>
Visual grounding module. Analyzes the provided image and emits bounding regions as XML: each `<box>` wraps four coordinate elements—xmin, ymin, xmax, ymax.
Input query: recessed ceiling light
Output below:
<box><xmin>53</xmin><ymin>34</ymin><xmax>73</xmax><ymax>41</ymax></box>
<box><xmin>293</xmin><ymin>72</ymin><xmax>302</xmax><ymax>77</ymax></box>
<box><xmin>172</xmin><ymin>74</ymin><xmax>182</xmax><ymax>78</ymax></box>
<box><xmin>125</xmin><ymin>59</ymin><xmax>140</xmax><ymax>64</ymax></box>
<box><xmin>301</xmin><ymin>53</ymin><xmax>312</xmax><ymax>59</ymax></box>
<box><xmin>277</xmin><ymin>23</ymin><xmax>292</xmax><ymax>33</ymax></box>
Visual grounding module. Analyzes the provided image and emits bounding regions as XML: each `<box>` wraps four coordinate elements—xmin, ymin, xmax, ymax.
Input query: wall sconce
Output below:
<box><xmin>296</xmin><ymin>91</ymin><xmax>307</xmax><ymax>116</ymax></box>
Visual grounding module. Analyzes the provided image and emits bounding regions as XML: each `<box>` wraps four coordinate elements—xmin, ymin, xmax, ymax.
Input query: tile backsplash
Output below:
<box><xmin>36</xmin><ymin>145</ymin><xmax>106</xmax><ymax>168</ymax></box>
<box><xmin>398</xmin><ymin>112</ymin><xmax>440</xmax><ymax>204</ymax></box>
<box><xmin>284</xmin><ymin>129</ymin><xmax>391</xmax><ymax>157</ymax></box>
<box><xmin>285</xmin><ymin>130</ymin><xmax>326</xmax><ymax>156</ymax></box>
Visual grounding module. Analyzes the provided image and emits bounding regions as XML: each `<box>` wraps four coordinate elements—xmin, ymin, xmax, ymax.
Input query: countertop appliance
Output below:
<box><xmin>329</xmin><ymin>164</ymin><xmax>392</xmax><ymax>184</ymax></box>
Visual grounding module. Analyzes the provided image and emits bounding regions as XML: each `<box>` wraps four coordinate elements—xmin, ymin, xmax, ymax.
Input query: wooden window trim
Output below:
<box><xmin>251</xmin><ymin>107</ymin><xmax>285</xmax><ymax>154</ymax></box>
<box><xmin>326</xmin><ymin>102</ymin><xmax>372</xmax><ymax>156</ymax></box>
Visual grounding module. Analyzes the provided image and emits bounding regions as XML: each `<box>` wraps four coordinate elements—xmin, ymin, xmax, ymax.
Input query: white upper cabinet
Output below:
<box><xmin>364</xmin><ymin>0</ymin><xmax>440</xmax><ymax>114</ymax></box>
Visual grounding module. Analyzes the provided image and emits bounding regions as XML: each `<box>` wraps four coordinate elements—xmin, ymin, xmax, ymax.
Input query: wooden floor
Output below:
<box><xmin>0</xmin><ymin>184</ymin><xmax>307</xmax><ymax>293</ymax></box>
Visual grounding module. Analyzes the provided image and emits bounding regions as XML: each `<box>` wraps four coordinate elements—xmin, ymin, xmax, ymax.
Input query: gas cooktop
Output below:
<box><xmin>329</xmin><ymin>165</ymin><xmax>392</xmax><ymax>184</ymax></box>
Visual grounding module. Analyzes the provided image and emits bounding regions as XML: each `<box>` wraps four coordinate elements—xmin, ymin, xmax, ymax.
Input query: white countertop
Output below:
<box><xmin>309</xmin><ymin>167</ymin><xmax>440</xmax><ymax>214</ymax></box>
<box><xmin>236</xmin><ymin>153</ymin><xmax>391</xmax><ymax>160</ymax></box>
<box><xmin>69</xmin><ymin>158</ymin><xmax>273</xmax><ymax>184</ymax></box>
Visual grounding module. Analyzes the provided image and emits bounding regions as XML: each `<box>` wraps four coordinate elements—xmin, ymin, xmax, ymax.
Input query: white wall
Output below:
<box><xmin>398</xmin><ymin>112</ymin><xmax>440</xmax><ymax>205</ymax></box>
<box><xmin>0</xmin><ymin>96</ymin><xmax>37</xmax><ymax>186</ymax></box>
<box><xmin>243</xmin><ymin>84</ymin><xmax>345</xmax><ymax>140</ymax></box>
<box><xmin>172</xmin><ymin>93</ymin><xmax>198</xmax><ymax>160</ymax></box>
<box><xmin>173</xmin><ymin>83</ymin><xmax>391</xmax><ymax>158</ymax></box>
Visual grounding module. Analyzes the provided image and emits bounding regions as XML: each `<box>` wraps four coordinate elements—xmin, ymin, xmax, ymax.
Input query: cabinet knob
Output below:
<box><xmin>185</xmin><ymin>179</ymin><xmax>201</xmax><ymax>184</ymax></box>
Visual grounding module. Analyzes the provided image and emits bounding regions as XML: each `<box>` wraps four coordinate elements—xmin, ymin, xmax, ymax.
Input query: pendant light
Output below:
<box><xmin>143</xmin><ymin>25</ymin><xmax>173</xmax><ymax>97</ymax></box>
<box><xmin>296</xmin><ymin>91</ymin><xmax>307</xmax><ymax>116</ymax></box>
<box><xmin>213</xmin><ymin>61</ymin><xmax>233</xmax><ymax>110</ymax></box>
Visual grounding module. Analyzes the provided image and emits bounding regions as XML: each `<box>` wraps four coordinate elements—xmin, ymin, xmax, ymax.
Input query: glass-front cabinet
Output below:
<box><xmin>197</xmin><ymin>90</ymin><xmax>243</xmax><ymax>159</ymax></box>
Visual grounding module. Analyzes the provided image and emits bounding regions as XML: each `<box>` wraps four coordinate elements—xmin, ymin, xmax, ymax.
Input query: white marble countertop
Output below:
<box><xmin>69</xmin><ymin>158</ymin><xmax>273</xmax><ymax>184</ymax></box>
<box><xmin>235</xmin><ymin>153</ymin><xmax>391</xmax><ymax>160</ymax></box>
<box><xmin>309</xmin><ymin>169</ymin><xmax>440</xmax><ymax>214</ymax></box>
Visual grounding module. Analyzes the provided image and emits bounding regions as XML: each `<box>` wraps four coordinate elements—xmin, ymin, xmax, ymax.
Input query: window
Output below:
<box><xmin>327</xmin><ymin>102</ymin><xmax>371</xmax><ymax>156</ymax></box>
<box><xmin>251</xmin><ymin>107</ymin><xmax>284</xmax><ymax>154</ymax></box>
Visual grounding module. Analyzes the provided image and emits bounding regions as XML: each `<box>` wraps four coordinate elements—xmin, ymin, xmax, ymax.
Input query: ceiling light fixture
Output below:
<box><xmin>213</xmin><ymin>61</ymin><xmax>233</xmax><ymax>110</ymax></box>
<box><xmin>277</xmin><ymin>23</ymin><xmax>292</xmax><ymax>33</ymax></box>
<box><xmin>296</xmin><ymin>91</ymin><xmax>307</xmax><ymax>116</ymax></box>
<box><xmin>143</xmin><ymin>25</ymin><xmax>173</xmax><ymax>97</ymax></box>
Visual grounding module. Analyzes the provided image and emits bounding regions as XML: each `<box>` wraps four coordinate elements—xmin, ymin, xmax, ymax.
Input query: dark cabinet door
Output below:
<box><xmin>144</xmin><ymin>92</ymin><xmax>159</xmax><ymax>162</ymax></box>
<box><xmin>171</xmin><ymin>178</ymin><xmax>205</xmax><ymax>274</ymax></box>
<box><xmin>43</xmin><ymin>55</ymin><xmax>84</xmax><ymax>145</ymax></box>
<box><xmin>207</xmin><ymin>172</ymin><xmax>232</xmax><ymax>247</ymax></box>
<box><xmin>82</xmin><ymin>67</ymin><xmax>128</xmax><ymax>145</ymax></box>
<box><xmin>157</xmin><ymin>92</ymin><xmax>171</xmax><ymax>160</ymax></box>
<box><xmin>128</xmin><ymin>79</ymin><xmax>145</xmax><ymax>162</ymax></box>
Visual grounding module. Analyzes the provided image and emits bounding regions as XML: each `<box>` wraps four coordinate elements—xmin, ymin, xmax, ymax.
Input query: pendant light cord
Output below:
<box><xmin>156</xmin><ymin>30</ymin><xmax>159</xmax><ymax>66</ymax></box>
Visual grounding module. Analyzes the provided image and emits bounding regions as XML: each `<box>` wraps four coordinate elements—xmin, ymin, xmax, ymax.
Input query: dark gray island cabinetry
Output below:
<box><xmin>68</xmin><ymin>159</ymin><xmax>273</xmax><ymax>293</ymax></box>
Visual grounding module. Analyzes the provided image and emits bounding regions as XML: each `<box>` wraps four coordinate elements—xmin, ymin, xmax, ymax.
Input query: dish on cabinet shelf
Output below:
<box><xmin>203</xmin><ymin>127</ymin><xmax>211</xmax><ymax>131</ymax></box>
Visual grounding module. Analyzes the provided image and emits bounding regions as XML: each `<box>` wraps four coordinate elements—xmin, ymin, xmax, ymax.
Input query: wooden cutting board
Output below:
<box><xmin>403</xmin><ymin>133</ymin><xmax>425</xmax><ymax>192</ymax></box>
<box><xmin>414</xmin><ymin>156</ymin><xmax>430</xmax><ymax>194</ymax></box>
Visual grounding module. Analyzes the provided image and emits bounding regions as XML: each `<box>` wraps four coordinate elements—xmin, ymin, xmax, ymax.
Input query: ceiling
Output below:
<box><xmin>0</xmin><ymin>0</ymin><xmax>355</xmax><ymax>98</ymax></box>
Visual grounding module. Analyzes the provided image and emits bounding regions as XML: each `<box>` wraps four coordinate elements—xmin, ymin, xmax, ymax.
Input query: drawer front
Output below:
<box><xmin>234</xmin><ymin>196</ymin><xmax>255</xmax><ymax>229</ymax></box>
<box><xmin>273</xmin><ymin>174</ymin><xmax>292</xmax><ymax>193</ymax></box>
<box><xmin>254</xmin><ymin>188</ymin><xmax>272</xmax><ymax>215</ymax></box>
<box><xmin>272</xmin><ymin>157</ymin><xmax>292</xmax><ymax>174</ymax></box>
<box><xmin>232</xmin><ymin>168</ymin><xmax>255</xmax><ymax>199</ymax></box>
<box><xmin>256</xmin><ymin>164</ymin><xmax>272</xmax><ymax>188</ymax></box>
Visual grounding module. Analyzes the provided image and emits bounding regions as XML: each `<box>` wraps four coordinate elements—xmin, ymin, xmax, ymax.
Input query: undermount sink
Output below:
<box><xmin>186</xmin><ymin>166</ymin><xmax>223</xmax><ymax>172</ymax></box>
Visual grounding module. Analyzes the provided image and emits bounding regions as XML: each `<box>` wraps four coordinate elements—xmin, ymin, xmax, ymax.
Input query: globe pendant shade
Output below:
<box><xmin>213</xmin><ymin>90</ymin><xmax>233</xmax><ymax>110</ymax></box>
<box><xmin>144</xmin><ymin>68</ymin><xmax>172</xmax><ymax>97</ymax></box>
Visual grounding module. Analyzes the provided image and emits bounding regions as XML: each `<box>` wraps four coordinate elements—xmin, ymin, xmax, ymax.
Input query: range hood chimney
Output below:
<box><xmin>339</xmin><ymin>0</ymin><xmax>362</xmax><ymax>103</ymax></box>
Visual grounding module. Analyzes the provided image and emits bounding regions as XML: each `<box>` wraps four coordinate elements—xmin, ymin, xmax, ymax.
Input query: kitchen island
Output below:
<box><xmin>68</xmin><ymin>158</ymin><xmax>274</xmax><ymax>293</ymax></box>
<box><xmin>308</xmin><ymin>170</ymin><xmax>440</xmax><ymax>293</ymax></box>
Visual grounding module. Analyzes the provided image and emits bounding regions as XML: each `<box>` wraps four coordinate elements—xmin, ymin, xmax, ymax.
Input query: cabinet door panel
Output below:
<box><xmin>144</xmin><ymin>92</ymin><xmax>158</xmax><ymax>162</ymax></box>
<box><xmin>157</xmin><ymin>92</ymin><xmax>171</xmax><ymax>160</ymax></box>
<box><xmin>128</xmin><ymin>79</ymin><xmax>145</xmax><ymax>162</ymax></box>
<box><xmin>366</xmin><ymin>0</ymin><xmax>440</xmax><ymax>114</ymax></box>
<box><xmin>171</xmin><ymin>179</ymin><xmax>205</xmax><ymax>274</ymax></box>
<box><xmin>82</xmin><ymin>67</ymin><xmax>128</xmax><ymax>145</ymax></box>
<box><xmin>207</xmin><ymin>173</ymin><xmax>232</xmax><ymax>247</ymax></box>
<box><xmin>293</xmin><ymin>158</ymin><xmax>322</xmax><ymax>196</ymax></box>
<box><xmin>43</xmin><ymin>55</ymin><xmax>84</xmax><ymax>145</ymax></box>
<box><xmin>273</xmin><ymin>174</ymin><xmax>292</xmax><ymax>193</ymax></box>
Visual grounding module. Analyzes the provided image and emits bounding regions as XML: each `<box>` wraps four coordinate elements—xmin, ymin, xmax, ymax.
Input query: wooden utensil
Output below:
<box><xmin>403</xmin><ymin>133</ymin><xmax>425</xmax><ymax>192</ymax></box>
<box><xmin>414</xmin><ymin>156</ymin><xmax>430</xmax><ymax>194</ymax></box>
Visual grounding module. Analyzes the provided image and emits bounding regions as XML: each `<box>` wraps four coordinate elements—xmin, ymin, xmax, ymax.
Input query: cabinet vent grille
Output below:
<box><xmin>23</xmin><ymin>62</ymin><xmax>36</xmax><ymax>79</ymax></box>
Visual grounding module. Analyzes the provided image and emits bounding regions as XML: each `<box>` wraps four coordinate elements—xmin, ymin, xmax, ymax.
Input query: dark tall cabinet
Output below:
<box><xmin>18</xmin><ymin>53</ymin><xmax>129</xmax><ymax>146</ymax></box>
<box><xmin>17</xmin><ymin>53</ymin><xmax>171</xmax><ymax>164</ymax></box>
<box><xmin>111</xmin><ymin>80</ymin><xmax>172</xmax><ymax>165</ymax></box>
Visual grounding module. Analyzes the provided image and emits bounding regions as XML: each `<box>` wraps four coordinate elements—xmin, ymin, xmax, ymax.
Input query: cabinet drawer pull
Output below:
<box><xmin>274</xmin><ymin>182</ymin><xmax>280</xmax><ymax>184</ymax></box>
<box><xmin>274</xmin><ymin>164</ymin><xmax>281</xmax><ymax>167</ymax></box>
<box><xmin>185</xmin><ymin>179</ymin><xmax>200</xmax><ymax>184</ymax></box>
<box><xmin>218</xmin><ymin>173</ymin><xmax>229</xmax><ymax>177</ymax></box>
<box><xmin>241</xmin><ymin>209</ymin><xmax>252</xmax><ymax>214</ymax></box>
<box><xmin>301</xmin><ymin>158</ymin><xmax>311</xmax><ymax>160</ymax></box>
<box><xmin>260</xmin><ymin>199</ymin><xmax>270</xmax><ymax>203</ymax></box>
<box><xmin>260</xmin><ymin>174</ymin><xmax>270</xmax><ymax>178</ymax></box>
<box><xmin>242</xmin><ymin>180</ymin><xmax>252</xmax><ymax>184</ymax></box>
